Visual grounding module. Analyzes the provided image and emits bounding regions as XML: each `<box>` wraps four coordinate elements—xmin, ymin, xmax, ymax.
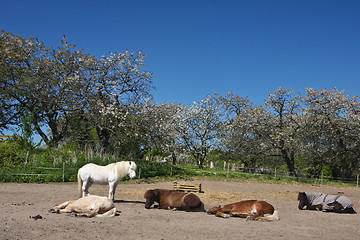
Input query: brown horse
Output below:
<box><xmin>298</xmin><ymin>192</ymin><xmax>356</xmax><ymax>214</ymax></box>
<box><xmin>208</xmin><ymin>200</ymin><xmax>279</xmax><ymax>221</ymax></box>
<box><xmin>144</xmin><ymin>189</ymin><xmax>205</xmax><ymax>212</ymax></box>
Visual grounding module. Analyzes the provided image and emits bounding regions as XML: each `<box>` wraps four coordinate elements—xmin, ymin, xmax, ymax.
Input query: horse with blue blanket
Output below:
<box><xmin>298</xmin><ymin>192</ymin><xmax>356</xmax><ymax>214</ymax></box>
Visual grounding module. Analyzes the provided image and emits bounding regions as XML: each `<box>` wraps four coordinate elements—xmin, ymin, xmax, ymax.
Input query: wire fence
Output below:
<box><xmin>3</xmin><ymin>163</ymin><xmax>66</xmax><ymax>182</ymax></box>
<box><xmin>2</xmin><ymin>162</ymin><xmax>360</xmax><ymax>186</ymax></box>
<box><xmin>192</xmin><ymin>162</ymin><xmax>360</xmax><ymax>186</ymax></box>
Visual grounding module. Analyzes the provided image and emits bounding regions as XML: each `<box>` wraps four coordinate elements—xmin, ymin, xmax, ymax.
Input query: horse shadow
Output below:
<box><xmin>114</xmin><ymin>200</ymin><xmax>146</xmax><ymax>204</ymax></box>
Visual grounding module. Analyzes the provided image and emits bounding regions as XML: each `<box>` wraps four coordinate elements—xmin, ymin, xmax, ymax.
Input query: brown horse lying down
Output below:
<box><xmin>49</xmin><ymin>195</ymin><xmax>117</xmax><ymax>218</ymax></box>
<box><xmin>144</xmin><ymin>189</ymin><xmax>205</xmax><ymax>212</ymax></box>
<box><xmin>208</xmin><ymin>200</ymin><xmax>279</xmax><ymax>221</ymax></box>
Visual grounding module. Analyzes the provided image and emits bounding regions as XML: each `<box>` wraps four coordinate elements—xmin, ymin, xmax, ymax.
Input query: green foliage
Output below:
<box><xmin>144</xmin><ymin>149</ymin><xmax>167</xmax><ymax>157</ymax></box>
<box><xmin>0</xmin><ymin>139</ymin><xmax>358</xmax><ymax>186</ymax></box>
<box><xmin>0</xmin><ymin>145</ymin><xmax>190</xmax><ymax>183</ymax></box>
<box><xmin>0</xmin><ymin>139</ymin><xmax>29</xmax><ymax>166</ymax></box>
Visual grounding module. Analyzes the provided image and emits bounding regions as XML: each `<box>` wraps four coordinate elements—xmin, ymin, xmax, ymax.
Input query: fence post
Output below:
<box><xmin>139</xmin><ymin>162</ymin><xmax>142</xmax><ymax>179</ymax></box>
<box><xmin>274</xmin><ymin>167</ymin><xmax>277</xmax><ymax>180</ymax></box>
<box><xmin>321</xmin><ymin>171</ymin><xmax>323</xmax><ymax>185</ymax></box>
<box><xmin>227</xmin><ymin>162</ymin><xmax>230</xmax><ymax>178</ymax></box>
<box><xmin>25</xmin><ymin>151</ymin><xmax>30</xmax><ymax>164</ymax></box>
<box><xmin>62</xmin><ymin>162</ymin><xmax>65</xmax><ymax>182</ymax></box>
<box><xmin>357</xmin><ymin>175</ymin><xmax>359</xmax><ymax>187</ymax></box>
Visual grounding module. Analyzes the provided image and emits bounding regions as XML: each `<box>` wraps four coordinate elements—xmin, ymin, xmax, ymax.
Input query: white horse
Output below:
<box><xmin>78</xmin><ymin>161</ymin><xmax>137</xmax><ymax>201</ymax></box>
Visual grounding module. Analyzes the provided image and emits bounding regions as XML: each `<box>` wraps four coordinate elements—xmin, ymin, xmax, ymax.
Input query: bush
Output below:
<box><xmin>0</xmin><ymin>139</ymin><xmax>28</xmax><ymax>166</ymax></box>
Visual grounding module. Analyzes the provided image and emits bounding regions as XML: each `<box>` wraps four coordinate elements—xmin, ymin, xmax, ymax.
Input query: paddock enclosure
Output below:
<box><xmin>1</xmin><ymin>180</ymin><xmax>360</xmax><ymax>240</ymax></box>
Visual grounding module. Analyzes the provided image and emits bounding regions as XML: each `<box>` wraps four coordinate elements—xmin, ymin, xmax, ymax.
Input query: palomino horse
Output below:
<box><xmin>49</xmin><ymin>195</ymin><xmax>117</xmax><ymax>218</ymax></box>
<box><xmin>298</xmin><ymin>192</ymin><xmax>356</xmax><ymax>213</ymax></box>
<box><xmin>78</xmin><ymin>161</ymin><xmax>137</xmax><ymax>200</ymax></box>
<box><xmin>144</xmin><ymin>189</ymin><xmax>205</xmax><ymax>212</ymax></box>
<box><xmin>208</xmin><ymin>200</ymin><xmax>279</xmax><ymax>221</ymax></box>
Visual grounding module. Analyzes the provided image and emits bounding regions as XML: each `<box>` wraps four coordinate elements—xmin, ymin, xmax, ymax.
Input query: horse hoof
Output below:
<box><xmin>245</xmin><ymin>216</ymin><xmax>251</xmax><ymax>221</ymax></box>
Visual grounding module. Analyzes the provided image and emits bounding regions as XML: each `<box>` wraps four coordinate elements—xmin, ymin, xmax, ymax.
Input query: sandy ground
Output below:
<box><xmin>1</xmin><ymin>179</ymin><xmax>360</xmax><ymax>240</ymax></box>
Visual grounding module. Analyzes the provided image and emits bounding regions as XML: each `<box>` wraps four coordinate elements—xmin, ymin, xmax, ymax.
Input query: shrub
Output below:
<box><xmin>0</xmin><ymin>140</ymin><xmax>28</xmax><ymax>166</ymax></box>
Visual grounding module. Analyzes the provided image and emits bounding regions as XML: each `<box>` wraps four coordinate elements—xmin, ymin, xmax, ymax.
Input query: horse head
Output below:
<box><xmin>128</xmin><ymin>161</ymin><xmax>137</xmax><ymax>179</ymax></box>
<box><xmin>298</xmin><ymin>192</ymin><xmax>310</xmax><ymax>210</ymax></box>
<box><xmin>207</xmin><ymin>205</ymin><xmax>222</xmax><ymax>214</ymax></box>
<box><xmin>144</xmin><ymin>189</ymin><xmax>157</xmax><ymax>209</ymax></box>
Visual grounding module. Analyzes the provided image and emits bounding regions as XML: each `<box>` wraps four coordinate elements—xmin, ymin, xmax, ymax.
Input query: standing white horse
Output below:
<box><xmin>78</xmin><ymin>161</ymin><xmax>137</xmax><ymax>201</ymax></box>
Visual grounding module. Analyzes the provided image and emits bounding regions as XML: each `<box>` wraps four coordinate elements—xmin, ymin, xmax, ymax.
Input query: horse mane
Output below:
<box><xmin>115</xmin><ymin>161</ymin><xmax>130</xmax><ymax>179</ymax></box>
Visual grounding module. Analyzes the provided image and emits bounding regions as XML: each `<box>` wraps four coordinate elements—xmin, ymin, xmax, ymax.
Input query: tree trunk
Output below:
<box><xmin>281</xmin><ymin>149</ymin><xmax>296</xmax><ymax>176</ymax></box>
<box><xmin>96</xmin><ymin>126</ymin><xmax>110</xmax><ymax>153</ymax></box>
<box><xmin>171</xmin><ymin>151</ymin><xmax>177</xmax><ymax>165</ymax></box>
<box><xmin>249</xmin><ymin>156</ymin><xmax>257</xmax><ymax>173</ymax></box>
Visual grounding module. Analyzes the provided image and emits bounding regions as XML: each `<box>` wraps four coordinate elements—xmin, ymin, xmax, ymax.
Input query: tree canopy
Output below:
<box><xmin>1</xmin><ymin>31</ymin><xmax>359</xmax><ymax>179</ymax></box>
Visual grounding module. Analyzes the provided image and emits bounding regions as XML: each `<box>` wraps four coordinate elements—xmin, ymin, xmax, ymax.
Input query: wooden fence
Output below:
<box><xmin>173</xmin><ymin>181</ymin><xmax>203</xmax><ymax>193</ymax></box>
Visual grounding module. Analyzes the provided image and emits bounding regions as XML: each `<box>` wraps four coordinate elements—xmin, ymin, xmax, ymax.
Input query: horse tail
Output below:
<box><xmin>78</xmin><ymin>170</ymin><xmax>83</xmax><ymax>198</ymax></box>
<box><xmin>95</xmin><ymin>208</ymin><xmax>117</xmax><ymax>218</ymax></box>
<box><xmin>256</xmin><ymin>210</ymin><xmax>280</xmax><ymax>221</ymax></box>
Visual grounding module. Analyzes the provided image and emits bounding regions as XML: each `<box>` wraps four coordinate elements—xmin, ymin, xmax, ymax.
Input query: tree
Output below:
<box><xmin>219</xmin><ymin>92</ymin><xmax>272</xmax><ymax>171</ymax></box>
<box><xmin>140</xmin><ymin>101</ymin><xmax>184</xmax><ymax>164</ymax></box>
<box><xmin>84</xmin><ymin>50</ymin><xmax>154</xmax><ymax>152</ymax></box>
<box><xmin>0</xmin><ymin>31</ymin><xmax>94</xmax><ymax>148</ymax></box>
<box><xmin>0</xmin><ymin>31</ymin><xmax>45</xmax><ymax>134</ymax></box>
<box><xmin>303</xmin><ymin>88</ymin><xmax>360</xmax><ymax>179</ymax></box>
<box><xmin>264</xmin><ymin>87</ymin><xmax>302</xmax><ymax>176</ymax></box>
<box><xmin>1</xmin><ymin>32</ymin><xmax>154</xmax><ymax>151</ymax></box>
<box><xmin>177</xmin><ymin>96</ymin><xmax>223</xmax><ymax>169</ymax></box>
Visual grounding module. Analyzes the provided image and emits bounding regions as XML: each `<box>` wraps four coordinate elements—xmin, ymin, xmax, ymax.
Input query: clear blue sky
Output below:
<box><xmin>2</xmin><ymin>0</ymin><xmax>360</xmax><ymax>106</ymax></box>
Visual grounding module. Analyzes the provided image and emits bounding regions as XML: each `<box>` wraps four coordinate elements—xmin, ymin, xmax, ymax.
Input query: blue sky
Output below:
<box><xmin>2</xmin><ymin>0</ymin><xmax>360</xmax><ymax>106</ymax></box>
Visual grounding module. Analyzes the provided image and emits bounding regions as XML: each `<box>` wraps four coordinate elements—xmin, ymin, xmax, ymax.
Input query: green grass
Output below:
<box><xmin>0</xmin><ymin>145</ymin><xmax>358</xmax><ymax>187</ymax></box>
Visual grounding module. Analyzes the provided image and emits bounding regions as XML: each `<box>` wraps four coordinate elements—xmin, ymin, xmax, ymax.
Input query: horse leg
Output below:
<box><xmin>174</xmin><ymin>203</ymin><xmax>190</xmax><ymax>211</ymax></box>
<box><xmin>215</xmin><ymin>211</ymin><xmax>232</xmax><ymax>218</ymax></box>
<box><xmin>49</xmin><ymin>201</ymin><xmax>71</xmax><ymax>213</ymax></box>
<box><xmin>230</xmin><ymin>212</ymin><xmax>251</xmax><ymax>218</ymax></box>
<box><xmin>108</xmin><ymin>182</ymin><xmax>118</xmax><ymax>201</ymax></box>
<box><xmin>215</xmin><ymin>208</ymin><xmax>233</xmax><ymax>218</ymax></box>
<box><xmin>82</xmin><ymin>180</ymin><xmax>92</xmax><ymax>197</ymax></box>
<box><xmin>158</xmin><ymin>203</ymin><xmax>171</xmax><ymax>210</ymax></box>
<box><xmin>53</xmin><ymin>201</ymin><xmax>71</xmax><ymax>210</ymax></box>
<box><xmin>58</xmin><ymin>208</ymin><xmax>75</xmax><ymax>214</ymax></box>
<box><xmin>50</xmin><ymin>201</ymin><xmax>80</xmax><ymax>214</ymax></box>
<box><xmin>330</xmin><ymin>202</ymin><xmax>356</xmax><ymax>214</ymax></box>
<box><xmin>78</xmin><ymin>206</ymin><xmax>99</xmax><ymax>218</ymax></box>
<box><xmin>308</xmin><ymin>204</ymin><xmax>323</xmax><ymax>211</ymax></box>
<box><xmin>339</xmin><ymin>207</ymin><xmax>357</xmax><ymax>214</ymax></box>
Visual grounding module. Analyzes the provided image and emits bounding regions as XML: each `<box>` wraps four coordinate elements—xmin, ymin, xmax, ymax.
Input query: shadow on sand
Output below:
<box><xmin>114</xmin><ymin>199</ymin><xmax>145</xmax><ymax>204</ymax></box>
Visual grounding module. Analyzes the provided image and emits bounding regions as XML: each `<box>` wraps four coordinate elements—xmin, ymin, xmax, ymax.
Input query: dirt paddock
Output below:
<box><xmin>1</xmin><ymin>179</ymin><xmax>360</xmax><ymax>240</ymax></box>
